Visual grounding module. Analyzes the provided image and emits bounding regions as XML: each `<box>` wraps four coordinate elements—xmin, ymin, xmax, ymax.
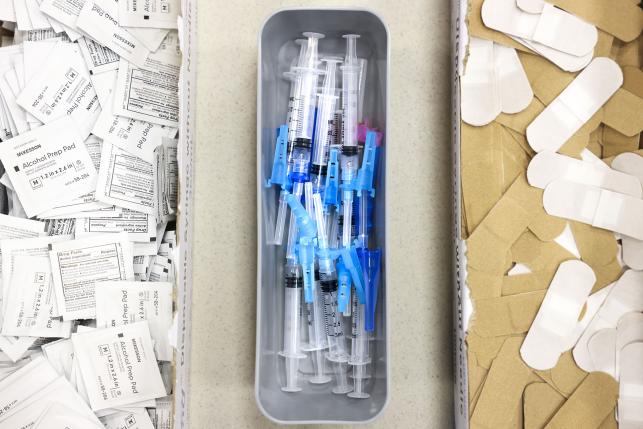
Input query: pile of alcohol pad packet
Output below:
<box><xmin>0</xmin><ymin>1</ymin><xmax>181</xmax><ymax>428</ymax></box>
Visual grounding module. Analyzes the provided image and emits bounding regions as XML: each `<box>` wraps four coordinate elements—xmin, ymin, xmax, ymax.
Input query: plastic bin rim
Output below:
<box><xmin>254</xmin><ymin>6</ymin><xmax>391</xmax><ymax>425</ymax></box>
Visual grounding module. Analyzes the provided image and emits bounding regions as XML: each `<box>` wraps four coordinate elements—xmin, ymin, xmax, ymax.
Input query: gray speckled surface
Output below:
<box><xmin>190</xmin><ymin>1</ymin><xmax>453</xmax><ymax>427</ymax></box>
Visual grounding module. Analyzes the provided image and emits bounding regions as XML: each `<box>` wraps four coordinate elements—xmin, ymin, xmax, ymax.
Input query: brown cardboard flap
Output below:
<box><xmin>614</xmin><ymin>39</ymin><xmax>641</xmax><ymax>68</ymax></box>
<box><xmin>470</xmin><ymin>337</ymin><xmax>533</xmax><ymax>429</ymax></box>
<box><xmin>472</xmin><ymin>290</ymin><xmax>546</xmax><ymax>337</ymax></box>
<box><xmin>544</xmin><ymin>372</ymin><xmax>618</xmax><ymax>428</ymax></box>
<box><xmin>462</xmin><ymin>122</ymin><xmax>504</xmax><ymax>234</ymax></box>
<box><xmin>467</xmin><ymin>175</ymin><xmax>542</xmax><ymax>274</ymax></box>
<box><xmin>550</xmin><ymin>351</ymin><xmax>588</xmax><ymax>397</ymax></box>
<box><xmin>467</xmin><ymin>268</ymin><xmax>503</xmax><ymax>300</ymax></box>
<box><xmin>496</xmin><ymin>99</ymin><xmax>545</xmax><ymax>135</ymax></box>
<box><xmin>595</xmin><ymin>30</ymin><xmax>616</xmax><ymax>58</ymax></box>
<box><xmin>510</xmin><ymin>231</ymin><xmax>575</xmax><ymax>272</ymax></box>
<box><xmin>528</xmin><ymin>210</ymin><xmax>567</xmax><ymax>242</ymax></box>
<box><xmin>570</xmin><ymin>222</ymin><xmax>619</xmax><ymax>266</ymax></box>
<box><xmin>502</xmin><ymin>271</ymin><xmax>552</xmax><ymax>296</ymax></box>
<box><xmin>623</xmin><ymin>66</ymin><xmax>643</xmax><ymax>97</ymax></box>
<box><xmin>603</xmin><ymin>88</ymin><xmax>643</xmax><ymax>137</ymax></box>
<box><xmin>558</xmin><ymin>132</ymin><xmax>591</xmax><ymax>158</ymax></box>
<box><xmin>523</xmin><ymin>383</ymin><xmax>566</xmax><ymax>429</ymax></box>
<box><xmin>518</xmin><ymin>52</ymin><xmax>576</xmax><ymax>105</ymax></box>
<box><xmin>601</xmin><ymin>126</ymin><xmax>640</xmax><ymax>158</ymax></box>
<box><xmin>467</xmin><ymin>332</ymin><xmax>511</xmax><ymax>369</ymax></box>
<box><xmin>597</xmin><ymin>410</ymin><xmax>618</xmax><ymax>429</ymax></box>
<box><xmin>468</xmin><ymin>348</ymin><xmax>490</xmax><ymax>413</ymax></box>
<box><xmin>548</xmin><ymin>0</ymin><xmax>643</xmax><ymax>42</ymax></box>
<box><xmin>592</xmin><ymin>258</ymin><xmax>623</xmax><ymax>293</ymax></box>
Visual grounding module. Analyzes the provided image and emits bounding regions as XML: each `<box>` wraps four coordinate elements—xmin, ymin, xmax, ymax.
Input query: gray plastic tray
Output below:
<box><xmin>255</xmin><ymin>8</ymin><xmax>389</xmax><ymax>424</ymax></box>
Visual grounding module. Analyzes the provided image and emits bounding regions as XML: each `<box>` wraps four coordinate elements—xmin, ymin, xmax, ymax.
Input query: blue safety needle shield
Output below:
<box><xmin>285</xmin><ymin>193</ymin><xmax>317</xmax><ymax>302</ymax></box>
<box><xmin>358</xmin><ymin>248</ymin><xmax>381</xmax><ymax>332</ymax></box>
<box><xmin>355</xmin><ymin>131</ymin><xmax>377</xmax><ymax>197</ymax></box>
<box><xmin>266</xmin><ymin>124</ymin><xmax>289</xmax><ymax>189</ymax></box>
<box><xmin>323</xmin><ymin>147</ymin><xmax>340</xmax><ymax>208</ymax></box>
<box><xmin>340</xmin><ymin>246</ymin><xmax>365</xmax><ymax>304</ymax></box>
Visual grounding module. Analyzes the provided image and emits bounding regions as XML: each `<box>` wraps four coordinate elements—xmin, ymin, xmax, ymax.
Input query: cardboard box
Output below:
<box><xmin>173</xmin><ymin>0</ymin><xmax>197</xmax><ymax>427</ymax></box>
<box><xmin>452</xmin><ymin>0</ymin><xmax>642</xmax><ymax>427</ymax></box>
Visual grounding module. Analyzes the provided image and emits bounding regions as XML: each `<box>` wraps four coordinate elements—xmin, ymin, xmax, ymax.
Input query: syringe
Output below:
<box><xmin>285</xmin><ymin>39</ymin><xmax>307</xmax><ymax>160</ymax></box>
<box><xmin>322</xmin><ymin>278</ymin><xmax>352</xmax><ymax>395</ymax></box>
<box><xmin>315</xmin><ymin>195</ymin><xmax>351</xmax><ymax>394</ymax></box>
<box><xmin>348</xmin><ymin>292</ymin><xmax>371</xmax><ymax>399</ymax></box>
<box><xmin>284</xmin><ymin>35</ymin><xmax>322</xmax><ymax>254</ymax></box>
<box><xmin>304</xmin><ymin>274</ymin><xmax>331</xmax><ymax>385</ymax></box>
<box><xmin>285</xmin><ymin>192</ymin><xmax>329</xmax><ymax>384</ymax></box>
<box><xmin>315</xmin><ymin>192</ymin><xmax>350</xmax><ymax>392</ymax></box>
<box><xmin>291</xmin><ymin>32</ymin><xmax>324</xmax><ymax>169</ymax></box>
<box><xmin>279</xmin><ymin>262</ymin><xmax>306</xmax><ymax>392</ymax></box>
<box><xmin>310</xmin><ymin>58</ymin><xmax>341</xmax><ymax>193</ymax></box>
<box><xmin>340</xmin><ymin>35</ymin><xmax>361</xmax><ymax>248</ymax></box>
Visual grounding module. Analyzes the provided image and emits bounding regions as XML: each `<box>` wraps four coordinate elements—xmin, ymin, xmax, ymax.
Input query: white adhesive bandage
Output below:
<box><xmin>586</xmin><ymin>328</ymin><xmax>616</xmax><ymax>378</ymax></box>
<box><xmin>495</xmin><ymin>43</ymin><xmax>533</xmax><ymax>114</ymax></box>
<box><xmin>520</xmin><ymin>260</ymin><xmax>595</xmax><ymax>370</ymax></box>
<box><xmin>461</xmin><ymin>38</ymin><xmax>532</xmax><ymax>126</ymax></box>
<box><xmin>560</xmin><ymin>284</ymin><xmax>613</xmax><ymax>351</ymax></box>
<box><xmin>615</xmin><ymin>312</ymin><xmax>643</xmax><ymax>379</ymax></box>
<box><xmin>574</xmin><ymin>270</ymin><xmax>643</xmax><ymax>372</ymax></box>
<box><xmin>527</xmin><ymin>58</ymin><xmax>623</xmax><ymax>153</ymax></box>
<box><xmin>528</xmin><ymin>151</ymin><xmax>642</xmax><ymax>197</ymax></box>
<box><xmin>543</xmin><ymin>180</ymin><xmax>643</xmax><ymax>241</ymax></box>
<box><xmin>619</xmin><ymin>343</ymin><xmax>643</xmax><ymax>428</ymax></box>
<box><xmin>612</xmin><ymin>153</ymin><xmax>643</xmax><ymax>270</ymax></box>
<box><xmin>482</xmin><ymin>0</ymin><xmax>597</xmax><ymax>56</ymax></box>
<box><xmin>461</xmin><ymin>38</ymin><xmax>500</xmax><ymax>126</ymax></box>
<box><xmin>517</xmin><ymin>0</ymin><xmax>545</xmax><ymax>13</ymax></box>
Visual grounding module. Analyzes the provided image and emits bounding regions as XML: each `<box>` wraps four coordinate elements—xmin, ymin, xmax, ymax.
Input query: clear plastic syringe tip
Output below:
<box><xmin>302</xmin><ymin>32</ymin><xmax>325</xmax><ymax>69</ymax></box>
<box><xmin>342</xmin><ymin>34</ymin><xmax>360</xmax><ymax>66</ymax></box>
<box><xmin>320</xmin><ymin>57</ymin><xmax>342</xmax><ymax>96</ymax></box>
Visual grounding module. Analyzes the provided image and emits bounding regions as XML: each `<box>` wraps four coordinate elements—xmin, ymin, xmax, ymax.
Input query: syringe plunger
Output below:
<box><xmin>280</xmin><ymin>264</ymin><xmax>305</xmax><ymax>392</ymax></box>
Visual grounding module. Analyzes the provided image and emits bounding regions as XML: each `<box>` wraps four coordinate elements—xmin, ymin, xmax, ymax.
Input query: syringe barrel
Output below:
<box><xmin>321</xmin><ymin>277</ymin><xmax>349</xmax><ymax>361</ymax></box>
<box><xmin>356</xmin><ymin>190</ymin><xmax>369</xmax><ymax>248</ymax></box>
<box><xmin>306</xmin><ymin>278</ymin><xmax>328</xmax><ymax>350</ymax></box>
<box><xmin>357</xmin><ymin>58</ymin><xmax>368</xmax><ymax>123</ymax></box>
<box><xmin>271</xmin><ymin>190</ymin><xmax>288</xmax><ymax>245</ymax></box>
<box><xmin>293</xmin><ymin>68</ymin><xmax>318</xmax><ymax>143</ymax></box>
<box><xmin>350</xmin><ymin>295</ymin><xmax>370</xmax><ymax>365</ymax></box>
<box><xmin>282</xmin><ymin>265</ymin><xmax>303</xmax><ymax>357</ymax></box>
<box><xmin>342</xmin><ymin>191</ymin><xmax>354</xmax><ymax>248</ymax></box>
<box><xmin>341</xmin><ymin>64</ymin><xmax>360</xmax><ymax>149</ymax></box>
<box><xmin>328</xmin><ymin>208</ymin><xmax>339</xmax><ymax>249</ymax></box>
<box><xmin>311</xmin><ymin>93</ymin><xmax>338</xmax><ymax>169</ymax></box>
<box><xmin>286</xmin><ymin>73</ymin><xmax>303</xmax><ymax>156</ymax></box>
